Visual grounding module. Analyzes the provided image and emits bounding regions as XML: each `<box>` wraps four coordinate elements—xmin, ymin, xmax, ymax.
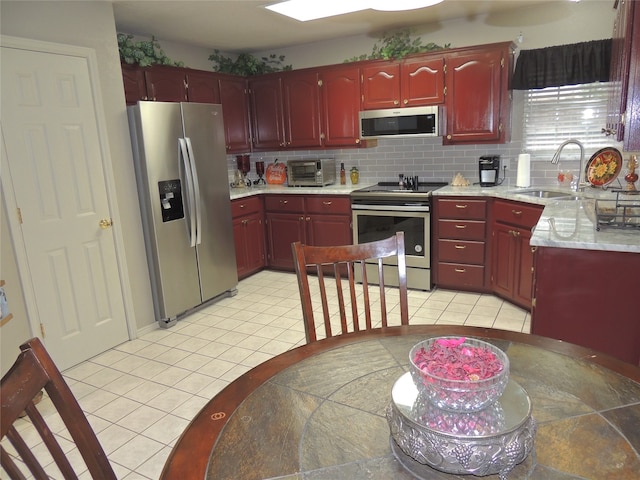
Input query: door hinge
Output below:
<box><xmin>531</xmin><ymin>297</ymin><xmax>536</xmax><ymax>308</ymax></box>
<box><xmin>501</xmin><ymin>57</ymin><xmax>505</xmax><ymax>68</ymax></box>
<box><xmin>443</xmin><ymin>64</ymin><xmax>447</xmax><ymax>74</ymax></box>
<box><xmin>40</xmin><ymin>323</ymin><xmax>46</xmax><ymax>338</ymax></box>
<box><xmin>16</xmin><ymin>208</ymin><xmax>23</xmax><ymax>224</ymax></box>
<box><xmin>317</xmin><ymin>79</ymin><xmax>323</xmax><ymax>87</ymax></box>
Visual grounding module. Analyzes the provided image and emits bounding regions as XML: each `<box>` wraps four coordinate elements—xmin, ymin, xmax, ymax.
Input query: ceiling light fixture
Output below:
<box><xmin>265</xmin><ymin>0</ymin><xmax>444</xmax><ymax>22</ymax></box>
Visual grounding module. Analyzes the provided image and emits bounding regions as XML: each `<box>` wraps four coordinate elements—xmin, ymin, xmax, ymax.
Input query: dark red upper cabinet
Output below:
<box><xmin>218</xmin><ymin>75</ymin><xmax>252</xmax><ymax>153</ymax></box>
<box><xmin>320</xmin><ymin>65</ymin><xmax>362</xmax><ymax>147</ymax></box>
<box><xmin>443</xmin><ymin>43</ymin><xmax>514</xmax><ymax>145</ymax></box>
<box><xmin>186</xmin><ymin>71</ymin><xmax>220</xmax><ymax>103</ymax></box>
<box><xmin>121</xmin><ymin>64</ymin><xmax>147</xmax><ymax>105</ymax></box>
<box><xmin>608</xmin><ymin>0</ymin><xmax>640</xmax><ymax>150</ymax></box>
<box><xmin>402</xmin><ymin>56</ymin><xmax>445</xmax><ymax>106</ymax></box>
<box><xmin>362</xmin><ymin>61</ymin><xmax>401</xmax><ymax>109</ymax></box>
<box><xmin>362</xmin><ymin>57</ymin><xmax>445</xmax><ymax>109</ymax></box>
<box><xmin>250</xmin><ymin>75</ymin><xmax>285</xmax><ymax>150</ymax></box>
<box><xmin>144</xmin><ymin>65</ymin><xmax>188</xmax><ymax>102</ymax></box>
<box><xmin>282</xmin><ymin>70</ymin><xmax>323</xmax><ymax>148</ymax></box>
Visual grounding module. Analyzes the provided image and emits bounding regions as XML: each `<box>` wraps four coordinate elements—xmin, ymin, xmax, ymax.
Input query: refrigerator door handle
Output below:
<box><xmin>178</xmin><ymin>138</ymin><xmax>197</xmax><ymax>247</ymax></box>
<box><xmin>184</xmin><ymin>137</ymin><xmax>202</xmax><ymax>246</ymax></box>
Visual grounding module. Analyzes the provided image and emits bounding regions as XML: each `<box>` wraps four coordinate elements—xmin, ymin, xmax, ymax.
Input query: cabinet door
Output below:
<box><xmin>514</xmin><ymin>232</ymin><xmax>535</xmax><ymax>307</ymax></box>
<box><xmin>233</xmin><ymin>217</ymin><xmax>250</xmax><ymax>278</ymax></box>
<box><xmin>362</xmin><ymin>61</ymin><xmax>401</xmax><ymax>109</ymax></box>
<box><xmin>609</xmin><ymin>0</ymin><xmax>640</xmax><ymax>150</ymax></box>
<box><xmin>321</xmin><ymin>66</ymin><xmax>362</xmax><ymax>147</ymax></box>
<box><xmin>218</xmin><ymin>75</ymin><xmax>252</xmax><ymax>153</ymax></box>
<box><xmin>306</xmin><ymin>214</ymin><xmax>352</xmax><ymax>247</ymax></box>
<box><xmin>401</xmin><ymin>56</ymin><xmax>445</xmax><ymax>106</ymax></box>
<box><xmin>233</xmin><ymin>213</ymin><xmax>265</xmax><ymax>279</ymax></box>
<box><xmin>266</xmin><ymin>212</ymin><xmax>305</xmax><ymax>269</ymax></box>
<box><xmin>282</xmin><ymin>70</ymin><xmax>323</xmax><ymax>148</ymax></box>
<box><xmin>444</xmin><ymin>46</ymin><xmax>509</xmax><ymax>144</ymax></box>
<box><xmin>144</xmin><ymin>66</ymin><xmax>187</xmax><ymax>102</ymax></box>
<box><xmin>250</xmin><ymin>75</ymin><xmax>285</xmax><ymax>150</ymax></box>
<box><xmin>121</xmin><ymin>64</ymin><xmax>147</xmax><ymax>105</ymax></box>
<box><xmin>492</xmin><ymin>223</ymin><xmax>516</xmax><ymax>299</ymax></box>
<box><xmin>186</xmin><ymin>71</ymin><xmax>220</xmax><ymax>103</ymax></box>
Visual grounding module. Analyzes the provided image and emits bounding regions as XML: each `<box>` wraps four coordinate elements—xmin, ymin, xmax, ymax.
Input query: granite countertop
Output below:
<box><xmin>229</xmin><ymin>183</ymin><xmax>367</xmax><ymax>200</ymax></box>
<box><xmin>229</xmin><ymin>182</ymin><xmax>640</xmax><ymax>253</ymax></box>
<box><xmin>432</xmin><ymin>185</ymin><xmax>640</xmax><ymax>254</ymax></box>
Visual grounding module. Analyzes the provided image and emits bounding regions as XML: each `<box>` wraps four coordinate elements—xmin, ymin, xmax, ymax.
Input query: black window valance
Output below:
<box><xmin>512</xmin><ymin>39</ymin><xmax>611</xmax><ymax>90</ymax></box>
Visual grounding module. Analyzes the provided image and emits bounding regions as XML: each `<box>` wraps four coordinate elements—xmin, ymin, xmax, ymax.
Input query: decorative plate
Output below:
<box><xmin>585</xmin><ymin>147</ymin><xmax>622</xmax><ymax>187</ymax></box>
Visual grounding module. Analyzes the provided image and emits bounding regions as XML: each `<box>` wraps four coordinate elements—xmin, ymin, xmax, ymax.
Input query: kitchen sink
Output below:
<box><xmin>511</xmin><ymin>189</ymin><xmax>576</xmax><ymax>199</ymax></box>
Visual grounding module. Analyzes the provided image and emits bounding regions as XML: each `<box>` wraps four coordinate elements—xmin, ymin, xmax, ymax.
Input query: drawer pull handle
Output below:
<box><xmin>455</xmin><ymin>204</ymin><xmax>468</xmax><ymax>209</ymax></box>
<box><xmin>239</xmin><ymin>204</ymin><xmax>246</xmax><ymax>208</ymax></box>
<box><xmin>454</xmin><ymin>245</ymin><xmax>466</xmax><ymax>249</ymax></box>
<box><xmin>454</xmin><ymin>268</ymin><xmax>466</xmax><ymax>273</ymax></box>
<box><xmin>509</xmin><ymin>230</ymin><xmax>521</xmax><ymax>237</ymax></box>
<box><xmin>322</xmin><ymin>201</ymin><xmax>332</xmax><ymax>205</ymax></box>
<box><xmin>281</xmin><ymin>200</ymin><xmax>288</xmax><ymax>204</ymax></box>
<box><xmin>512</xmin><ymin>210</ymin><xmax>522</xmax><ymax>216</ymax></box>
<box><xmin>455</xmin><ymin>224</ymin><xmax>467</xmax><ymax>229</ymax></box>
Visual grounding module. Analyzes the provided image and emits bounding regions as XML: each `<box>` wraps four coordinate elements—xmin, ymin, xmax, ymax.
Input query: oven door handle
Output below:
<box><xmin>351</xmin><ymin>204</ymin><xmax>430</xmax><ymax>212</ymax></box>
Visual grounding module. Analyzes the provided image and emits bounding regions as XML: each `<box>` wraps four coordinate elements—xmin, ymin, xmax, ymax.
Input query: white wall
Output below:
<box><xmin>0</xmin><ymin>0</ymin><xmax>156</xmax><ymax>369</ymax></box>
<box><xmin>252</xmin><ymin>0</ymin><xmax>616</xmax><ymax>69</ymax></box>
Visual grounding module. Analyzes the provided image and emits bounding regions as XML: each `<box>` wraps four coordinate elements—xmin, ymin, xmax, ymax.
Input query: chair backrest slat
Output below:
<box><xmin>292</xmin><ymin>232</ymin><xmax>409</xmax><ymax>343</ymax></box>
<box><xmin>1</xmin><ymin>338</ymin><xmax>117</xmax><ymax>480</ymax></box>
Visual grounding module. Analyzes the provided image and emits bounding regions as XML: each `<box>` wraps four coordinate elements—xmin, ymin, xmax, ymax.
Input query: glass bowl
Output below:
<box><xmin>409</xmin><ymin>337</ymin><xmax>509</xmax><ymax>412</ymax></box>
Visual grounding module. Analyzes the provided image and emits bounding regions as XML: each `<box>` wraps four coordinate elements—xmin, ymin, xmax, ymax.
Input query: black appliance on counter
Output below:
<box><xmin>479</xmin><ymin>155</ymin><xmax>501</xmax><ymax>187</ymax></box>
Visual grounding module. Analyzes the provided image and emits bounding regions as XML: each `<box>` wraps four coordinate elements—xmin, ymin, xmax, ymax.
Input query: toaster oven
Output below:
<box><xmin>287</xmin><ymin>158</ymin><xmax>336</xmax><ymax>186</ymax></box>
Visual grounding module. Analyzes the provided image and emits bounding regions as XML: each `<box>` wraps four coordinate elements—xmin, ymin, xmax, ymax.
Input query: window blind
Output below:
<box><xmin>522</xmin><ymin>82</ymin><xmax>618</xmax><ymax>161</ymax></box>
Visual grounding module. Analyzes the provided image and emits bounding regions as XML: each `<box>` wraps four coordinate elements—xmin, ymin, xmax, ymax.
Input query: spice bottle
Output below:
<box><xmin>350</xmin><ymin>166</ymin><xmax>359</xmax><ymax>184</ymax></box>
<box><xmin>340</xmin><ymin>162</ymin><xmax>346</xmax><ymax>185</ymax></box>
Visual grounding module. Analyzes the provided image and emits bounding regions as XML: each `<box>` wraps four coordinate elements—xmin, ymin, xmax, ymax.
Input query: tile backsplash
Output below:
<box><xmin>226</xmin><ymin>137</ymin><xmax>626</xmax><ymax>189</ymax></box>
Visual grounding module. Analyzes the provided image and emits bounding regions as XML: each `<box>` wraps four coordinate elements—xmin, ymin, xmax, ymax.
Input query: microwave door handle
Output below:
<box><xmin>178</xmin><ymin>138</ymin><xmax>197</xmax><ymax>247</ymax></box>
<box><xmin>184</xmin><ymin>137</ymin><xmax>202</xmax><ymax>246</ymax></box>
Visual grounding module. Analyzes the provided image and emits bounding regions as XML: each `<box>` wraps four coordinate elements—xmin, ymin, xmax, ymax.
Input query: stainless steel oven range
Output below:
<box><xmin>351</xmin><ymin>181</ymin><xmax>447</xmax><ymax>290</ymax></box>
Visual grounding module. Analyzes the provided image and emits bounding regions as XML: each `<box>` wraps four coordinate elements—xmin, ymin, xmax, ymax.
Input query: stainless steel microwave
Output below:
<box><xmin>287</xmin><ymin>158</ymin><xmax>336</xmax><ymax>187</ymax></box>
<box><xmin>360</xmin><ymin>105</ymin><xmax>440</xmax><ymax>139</ymax></box>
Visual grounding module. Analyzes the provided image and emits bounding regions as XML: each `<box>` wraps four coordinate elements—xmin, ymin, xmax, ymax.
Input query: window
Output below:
<box><xmin>522</xmin><ymin>82</ymin><xmax>621</xmax><ymax>161</ymax></box>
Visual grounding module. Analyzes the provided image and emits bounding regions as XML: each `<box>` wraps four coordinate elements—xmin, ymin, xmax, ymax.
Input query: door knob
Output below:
<box><xmin>99</xmin><ymin>218</ymin><xmax>113</xmax><ymax>229</ymax></box>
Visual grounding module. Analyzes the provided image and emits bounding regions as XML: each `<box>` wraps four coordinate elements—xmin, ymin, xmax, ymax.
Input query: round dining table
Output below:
<box><xmin>160</xmin><ymin>325</ymin><xmax>640</xmax><ymax>479</ymax></box>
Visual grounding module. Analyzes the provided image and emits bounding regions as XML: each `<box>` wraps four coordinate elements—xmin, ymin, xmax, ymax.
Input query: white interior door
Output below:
<box><xmin>1</xmin><ymin>44</ymin><xmax>129</xmax><ymax>369</ymax></box>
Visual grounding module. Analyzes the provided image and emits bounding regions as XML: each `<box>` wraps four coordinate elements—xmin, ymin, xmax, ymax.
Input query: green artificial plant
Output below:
<box><xmin>118</xmin><ymin>33</ymin><xmax>184</xmax><ymax>67</ymax></box>
<box><xmin>345</xmin><ymin>28</ymin><xmax>450</xmax><ymax>62</ymax></box>
<box><xmin>208</xmin><ymin>50</ymin><xmax>292</xmax><ymax>76</ymax></box>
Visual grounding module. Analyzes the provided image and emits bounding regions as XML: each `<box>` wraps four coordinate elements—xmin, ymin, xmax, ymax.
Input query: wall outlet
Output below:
<box><xmin>502</xmin><ymin>158</ymin><xmax>510</xmax><ymax>170</ymax></box>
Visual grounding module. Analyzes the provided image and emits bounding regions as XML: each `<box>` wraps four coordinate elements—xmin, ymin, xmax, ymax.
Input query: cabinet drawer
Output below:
<box><xmin>438</xmin><ymin>239</ymin><xmax>485</xmax><ymax>264</ymax></box>
<box><xmin>438</xmin><ymin>219</ymin><xmax>486</xmax><ymax>240</ymax></box>
<box><xmin>305</xmin><ymin>196</ymin><xmax>351</xmax><ymax>214</ymax></box>
<box><xmin>437</xmin><ymin>262</ymin><xmax>485</xmax><ymax>289</ymax></box>
<box><xmin>494</xmin><ymin>200</ymin><xmax>543</xmax><ymax>229</ymax></box>
<box><xmin>265</xmin><ymin>195</ymin><xmax>305</xmax><ymax>213</ymax></box>
<box><xmin>231</xmin><ymin>196</ymin><xmax>262</xmax><ymax>218</ymax></box>
<box><xmin>438</xmin><ymin>198</ymin><xmax>487</xmax><ymax>220</ymax></box>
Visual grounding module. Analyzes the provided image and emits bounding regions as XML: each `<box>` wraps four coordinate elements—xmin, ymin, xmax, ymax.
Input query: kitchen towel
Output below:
<box><xmin>516</xmin><ymin>153</ymin><xmax>531</xmax><ymax>187</ymax></box>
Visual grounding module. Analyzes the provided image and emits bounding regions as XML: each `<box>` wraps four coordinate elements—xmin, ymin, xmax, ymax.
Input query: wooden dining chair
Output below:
<box><xmin>1</xmin><ymin>337</ymin><xmax>117</xmax><ymax>480</ymax></box>
<box><xmin>292</xmin><ymin>231</ymin><xmax>409</xmax><ymax>343</ymax></box>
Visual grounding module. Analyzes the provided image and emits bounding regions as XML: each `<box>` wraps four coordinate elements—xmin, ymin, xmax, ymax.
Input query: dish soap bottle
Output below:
<box><xmin>340</xmin><ymin>162</ymin><xmax>346</xmax><ymax>185</ymax></box>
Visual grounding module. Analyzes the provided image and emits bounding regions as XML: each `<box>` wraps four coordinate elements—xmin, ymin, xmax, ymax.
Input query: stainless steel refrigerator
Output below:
<box><xmin>128</xmin><ymin>101</ymin><xmax>237</xmax><ymax>327</ymax></box>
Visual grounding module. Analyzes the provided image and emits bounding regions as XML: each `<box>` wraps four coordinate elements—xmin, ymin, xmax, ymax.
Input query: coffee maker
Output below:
<box><xmin>479</xmin><ymin>155</ymin><xmax>500</xmax><ymax>187</ymax></box>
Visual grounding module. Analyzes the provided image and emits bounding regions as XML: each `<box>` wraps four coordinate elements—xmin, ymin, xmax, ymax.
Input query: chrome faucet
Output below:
<box><xmin>550</xmin><ymin>139</ymin><xmax>585</xmax><ymax>191</ymax></box>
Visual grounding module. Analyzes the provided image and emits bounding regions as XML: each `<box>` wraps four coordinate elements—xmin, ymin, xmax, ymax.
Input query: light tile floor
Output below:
<box><xmin>3</xmin><ymin>270</ymin><xmax>530</xmax><ymax>479</ymax></box>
